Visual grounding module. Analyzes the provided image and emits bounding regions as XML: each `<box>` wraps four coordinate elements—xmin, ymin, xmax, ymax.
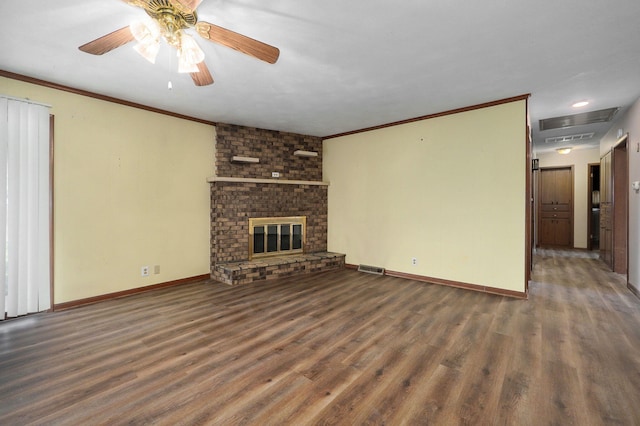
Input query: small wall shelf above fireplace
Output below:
<box><xmin>231</xmin><ymin>156</ymin><xmax>260</xmax><ymax>163</ymax></box>
<box><xmin>293</xmin><ymin>150</ymin><xmax>318</xmax><ymax>157</ymax></box>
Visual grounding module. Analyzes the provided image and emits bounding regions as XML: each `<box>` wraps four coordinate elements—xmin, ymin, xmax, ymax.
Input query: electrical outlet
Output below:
<box><xmin>272</xmin><ymin>172</ymin><xmax>280</xmax><ymax>178</ymax></box>
<box><xmin>412</xmin><ymin>257</ymin><xmax>418</xmax><ymax>266</ymax></box>
<box><xmin>154</xmin><ymin>265</ymin><xmax>160</xmax><ymax>274</ymax></box>
<box><xmin>141</xmin><ymin>266</ymin><xmax>149</xmax><ymax>277</ymax></box>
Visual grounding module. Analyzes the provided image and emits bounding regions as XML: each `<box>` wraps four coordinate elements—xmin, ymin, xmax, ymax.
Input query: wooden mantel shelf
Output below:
<box><xmin>207</xmin><ymin>176</ymin><xmax>329</xmax><ymax>186</ymax></box>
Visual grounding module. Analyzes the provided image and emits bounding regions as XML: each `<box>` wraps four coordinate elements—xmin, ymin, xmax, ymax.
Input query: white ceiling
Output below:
<box><xmin>2</xmin><ymin>0</ymin><xmax>640</xmax><ymax>153</ymax></box>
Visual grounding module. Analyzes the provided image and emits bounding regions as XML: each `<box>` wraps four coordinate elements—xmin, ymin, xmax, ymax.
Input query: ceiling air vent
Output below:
<box><xmin>545</xmin><ymin>132</ymin><xmax>595</xmax><ymax>144</ymax></box>
<box><xmin>539</xmin><ymin>107</ymin><xmax>619</xmax><ymax>131</ymax></box>
<box><xmin>358</xmin><ymin>264</ymin><xmax>385</xmax><ymax>275</ymax></box>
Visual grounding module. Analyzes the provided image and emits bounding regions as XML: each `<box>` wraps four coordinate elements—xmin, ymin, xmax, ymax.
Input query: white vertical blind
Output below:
<box><xmin>0</xmin><ymin>95</ymin><xmax>51</xmax><ymax>319</ymax></box>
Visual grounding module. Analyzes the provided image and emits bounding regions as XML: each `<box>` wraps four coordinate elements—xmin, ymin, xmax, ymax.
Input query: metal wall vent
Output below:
<box><xmin>358</xmin><ymin>264</ymin><xmax>385</xmax><ymax>275</ymax></box>
<box><xmin>545</xmin><ymin>132</ymin><xmax>595</xmax><ymax>144</ymax></box>
<box><xmin>539</xmin><ymin>107</ymin><xmax>619</xmax><ymax>131</ymax></box>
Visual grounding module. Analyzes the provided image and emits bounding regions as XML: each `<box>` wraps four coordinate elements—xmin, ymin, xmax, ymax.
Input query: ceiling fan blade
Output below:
<box><xmin>120</xmin><ymin>0</ymin><xmax>151</xmax><ymax>8</ymax></box>
<box><xmin>79</xmin><ymin>26</ymin><xmax>135</xmax><ymax>55</ymax></box>
<box><xmin>196</xmin><ymin>21</ymin><xmax>280</xmax><ymax>64</ymax></box>
<box><xmin>190</xmin><ymin>61</ymin><xmax>214</xmax><ymax>86</ymax></box>
<box><xmin>172</xmin><ymin>0</ymin><xmax>203</xmax><ymax>11</ymax></box>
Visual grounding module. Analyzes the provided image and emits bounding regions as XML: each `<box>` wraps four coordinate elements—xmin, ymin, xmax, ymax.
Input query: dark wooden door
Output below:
<box><xmin>538</xmin><ymin>167</ymin><xmax>573</xmax><ymax>248</ymax></box>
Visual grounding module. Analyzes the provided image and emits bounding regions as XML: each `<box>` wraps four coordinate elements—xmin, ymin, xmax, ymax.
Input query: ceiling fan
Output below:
<box><xmin>78</xmin><ymin>0</ymin><xmax>280</xmax><ymax>86</ymax></box>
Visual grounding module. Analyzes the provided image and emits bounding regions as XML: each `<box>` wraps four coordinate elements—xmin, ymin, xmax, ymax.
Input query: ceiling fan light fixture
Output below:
<box><xmin>177</xmin><ymin>33</ymin><xmax>204</xmax><ymax>73</ymax></box>
<box><xmin>178</xmin><ymin>53</ymin><xmax>199</xmax><ymax>73</ymax></box>
<box><xmin>133</xmin><ymin>40</ymin><xmax>160</xmax><ymax>64</ymax></box>
<box><xmin>130</xmin><ymin>20</ymin><xmax>160</xmax><ymax>63</ymax></box>
<box><xmin>130</xmin><ymin>20</ymin><xmax>159</xmax><ymax>43</ymax></box>
<box><xmin>79</xmin><ymin>0</ymin><xmax>278</xmax><ymax>87</ymax></box>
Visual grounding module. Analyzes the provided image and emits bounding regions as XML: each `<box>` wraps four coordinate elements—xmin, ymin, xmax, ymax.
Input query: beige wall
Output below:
<box><xmin>323</xmin><ymin>100</ymin><xmax>527</xmax><ymax>293</ymax></box>
<box><xmin>1</xmin><ymin>77</ymin><xmax>215</xmax><ymax>303</ymax></box>
<box><xmin>536</xmin><ymin>148</ymin><xmax>600</xmax><ymax>249</ymax></box>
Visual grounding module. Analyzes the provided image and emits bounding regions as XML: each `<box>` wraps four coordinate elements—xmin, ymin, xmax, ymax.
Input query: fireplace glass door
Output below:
<box><xmin>249</xmin><ymin>217</ymin><xmax>306</xmax><ymax>259</ymax></box>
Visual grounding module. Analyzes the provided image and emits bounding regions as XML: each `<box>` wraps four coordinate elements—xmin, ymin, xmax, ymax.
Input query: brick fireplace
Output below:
<box><xmin>209</xmin><ymin>123</ymin><xmax>344</xmax><ymax>285</ymax></box>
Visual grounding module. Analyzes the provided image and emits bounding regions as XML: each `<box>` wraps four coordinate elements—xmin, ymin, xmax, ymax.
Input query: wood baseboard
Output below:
<box><xmin>53</xmin><ymin>274</ymin><xmax>211</xmax><ymax>311</ymax></box>
<box><xmin>628</xmin><ymin>282</ymin><xmax>640</xmax><ymax>300</ymax></box>
<box><xmin>346</xmin><ymin>263</ymin><xmax>527</xmax><ymax>299</ymax></box>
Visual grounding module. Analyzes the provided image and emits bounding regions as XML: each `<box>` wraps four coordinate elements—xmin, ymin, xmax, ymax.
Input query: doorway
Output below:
<box><xmin>612</xmin><ymin>136</ymin><xmax>628</xmax><ymax>275</ymax></box>
<box><xmin>600</xmin><ymin>135</ymin><xmax>629</xmax><ymax>275</ymax></box>
<box><xmin>537</xmin><ymin>167</ymin><xmax>574</xmax><ymax>248</ymax></box>
<box><xmin>588</xmin><ymin>163</ymin><xmax>600</xmax><ymax>250</ymax></box>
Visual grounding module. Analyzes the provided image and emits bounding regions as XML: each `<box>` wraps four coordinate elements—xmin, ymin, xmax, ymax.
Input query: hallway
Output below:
<box><xmin>528</xmin><ymin>248</ymin><xmax>640</xmax><ymax>424</ymax></box>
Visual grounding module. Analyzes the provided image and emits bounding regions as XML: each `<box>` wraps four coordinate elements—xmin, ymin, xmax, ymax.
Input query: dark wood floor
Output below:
<box><xmin>1</xmin><ymin>250</ymin><xmax>639</xmax><ymax>425</ymax></box>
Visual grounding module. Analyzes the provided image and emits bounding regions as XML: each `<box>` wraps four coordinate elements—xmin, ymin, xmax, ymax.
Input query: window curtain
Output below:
<box><xmin>0</xmin><ymin>95</ymin><xmax>51</xmax><ymax>320</ymax></box>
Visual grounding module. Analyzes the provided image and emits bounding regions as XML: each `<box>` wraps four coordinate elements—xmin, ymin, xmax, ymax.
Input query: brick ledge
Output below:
<box><xmin>212</xmin><ymin>252</ymin><xmax>345</xmax><ymax>285</ymax></box>
<box><xmin>207</xmin><ymin>176</ymin><xmax>329</xmax><ymax>186</ymax></box>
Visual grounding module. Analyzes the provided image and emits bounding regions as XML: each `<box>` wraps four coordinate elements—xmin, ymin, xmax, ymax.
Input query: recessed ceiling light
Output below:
<box><xmin>572</xmin><ymin>101</ymin><xmax>589</xmax><ymax>108</ymax></box>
